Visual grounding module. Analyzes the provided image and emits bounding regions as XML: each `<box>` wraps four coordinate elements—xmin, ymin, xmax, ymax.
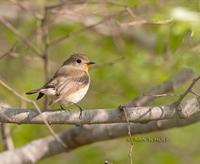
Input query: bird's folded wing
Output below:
<box><xmin>37</xmin><ymin>66</ymin><xmax>90</xmax><ymax>99</ymax></box>
<box><xmin>48</xmin><ymin>73</ymin><xmax>89</xmax><ymax>104</ymax></box>
<box><xmin>56</xmin><ymin>74</ymin><xmax>89</xmax><ymax>97</ymax></box>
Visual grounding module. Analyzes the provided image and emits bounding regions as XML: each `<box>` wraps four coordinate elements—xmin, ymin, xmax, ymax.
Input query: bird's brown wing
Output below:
<box><xmin>36</xmin><ymin>67</ymin><xmax>89</xmax><ymax>100</ymax></box>
<box><xmin>32</xmin><ymin>66</ymin><xmax>74</xmax><ymax>99</ymax></box>
<box><xmin>50</xmin><ymin>73</ymin><xmax>90</xmax><ymax>105</ymax></box>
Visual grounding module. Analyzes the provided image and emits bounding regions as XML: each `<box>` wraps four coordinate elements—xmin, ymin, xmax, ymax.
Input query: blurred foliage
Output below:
<box><xmin>0</xmin><ymin>0</ymin><xmax>200</xmax><ymax>163</ymax></box>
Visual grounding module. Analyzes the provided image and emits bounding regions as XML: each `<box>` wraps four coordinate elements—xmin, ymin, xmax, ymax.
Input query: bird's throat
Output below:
<box><xmin>83</xmin><ymin>64</ymin><xmax>88</xmax><ymax>73</ymax></box>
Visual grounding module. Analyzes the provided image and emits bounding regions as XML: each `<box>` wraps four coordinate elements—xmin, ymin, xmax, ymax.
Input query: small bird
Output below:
<box><xmin>26</xmin><ymin>53</ymin><xmax>95</xmax><ymax>118</ymax></box>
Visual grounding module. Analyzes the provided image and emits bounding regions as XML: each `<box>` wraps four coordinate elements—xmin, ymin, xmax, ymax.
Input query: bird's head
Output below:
<box><xmin>63</xmin><ymin>53</ymin><xmax>95</xmax><ymax>72</ymax></box>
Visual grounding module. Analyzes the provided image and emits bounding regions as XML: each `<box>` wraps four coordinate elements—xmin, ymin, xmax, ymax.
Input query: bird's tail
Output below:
<box><xmin>26</xmin><ymin>89</ymin><xmax>40</xmax><ymax>95</ymax></box>
<box><xmin>26</xmin><ymin>88</ymin><xmax>45</xmax><ymax>100</ymax></box>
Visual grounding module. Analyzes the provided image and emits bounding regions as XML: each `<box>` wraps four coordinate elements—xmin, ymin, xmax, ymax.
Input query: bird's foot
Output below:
<box><xmin>60</xmin><ymin>105</ymin><xmax>65</xmax><ymax>110</ymax></box>
<box><xmin>73</xmin><ymin>103</ymin><xmax>84</xmax><ymax>120</ymax></box>
<box><xmin>59</xmin><ymin>105</ymin><xmax>70</xmax><ymax>112</ymax></box>
<box><xmin>118</xmin><ymin>104</ymin><xmax>126</xmax><ymax>111</ymax></box>
<box><xmin>78</xmin><ymin>106</ymin><xmax>83</xmax><ymax>120</ymax></box>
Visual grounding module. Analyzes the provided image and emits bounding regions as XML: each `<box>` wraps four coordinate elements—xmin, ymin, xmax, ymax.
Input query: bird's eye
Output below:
<box><xmin>76</xmin><ymin>59</ymin><xmax>82</xmax><ymax>63</ymax></box>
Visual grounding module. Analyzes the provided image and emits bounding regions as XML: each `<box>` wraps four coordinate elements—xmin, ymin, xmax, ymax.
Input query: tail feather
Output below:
<box><xmin>26</xmin><ymin>89</ymin><xmax>40</xmax><ymax>95</ymax></box>
<box><xmin>26</xmin><ymin>89</ymin><xmax>44</xmax><ymax>100</ymax></box>
<box><xmin>36</xmin><ymin>92</ymin><xmax>44</xmax><ymax>100</ymax></box>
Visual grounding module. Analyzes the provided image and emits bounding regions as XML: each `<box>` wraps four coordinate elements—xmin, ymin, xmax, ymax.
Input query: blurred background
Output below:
<box><xmin>0</xmin><ymin>0</ymin><xmax>200</xmax><ymax>163</ymax></box>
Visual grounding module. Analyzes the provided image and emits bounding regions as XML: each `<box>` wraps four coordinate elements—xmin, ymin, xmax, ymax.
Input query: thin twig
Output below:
<box><xmin>49</xmin><ymin>9</ymin><xmax>126</xmax><ymax>46</ymax></box>
<box><xmin>92</xmin><ymin>56</ymin><xmax>125</xmax><ymax>69</ymax></box>
<box><xmin>119</xmin><ymin>106</ymin><xmax>134</xmax><ymax>164</ymax></box>
<box><xmin>0</xmin><ymin>17</ymin><xmax>42</xmax><ymax>56</ymax></box>
<box><xmin>38</xmin><ymin>6</ymin><xmax>50</xmax><ymax>110</ymax></box>
<box><xmin>190</xmin><ymin>90</ymin><xmax>200</xmax><ymax>97</ymax></box>
<box><xmin>119</xmin><ymin>18</ymin><xmax>173</xmax><ymax>27</ymax></box>
<box><xmin>126</xmin><ymin>68</ymin><xmax>193</xmax><ymax>107</ymax></box>
<box><xmin>175</xmin><ymin>76</ymin><xmax>200</xmax><ymax>106</ymax></box>
<box><xmin>0</xmin><ymin>43</ymin><xmax>17</xmax><ymax>60</ymax></box>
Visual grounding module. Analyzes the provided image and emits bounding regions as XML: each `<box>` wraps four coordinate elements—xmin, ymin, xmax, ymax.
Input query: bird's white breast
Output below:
<box><xmin>61</xmin><ymin>84</ymin><xmax>90</xmax><ymax>106</ymax></box>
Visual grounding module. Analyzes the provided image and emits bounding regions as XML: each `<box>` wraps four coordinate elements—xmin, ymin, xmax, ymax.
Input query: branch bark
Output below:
<box><xmin>0</xmin><ymin>106</ymin><xmax>200</xmax><ymax>164</ymax></box>
<box><xmin>0</xmin><ymin>98</ymin><xmax>199</xmax><ymax>125</ymax></box>
<box><xmin>0</xmin><ymin>123</ymin><xmax>14</xmax><ymax>150</ymax></box>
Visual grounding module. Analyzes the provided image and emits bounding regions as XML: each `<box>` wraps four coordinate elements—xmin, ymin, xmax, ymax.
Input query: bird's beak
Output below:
<box><xmin>87</xmin><ymin>61</ymin><xmax>95</xmax><ymax>65</ymax></box>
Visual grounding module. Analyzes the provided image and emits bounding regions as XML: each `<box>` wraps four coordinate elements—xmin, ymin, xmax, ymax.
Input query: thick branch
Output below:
<box><xmin>0</xmin><ymin>123</ymin><xmax>14</xmax><ymax>150</ymax></box>
<box><xmin>0</xmin><ymin>98</ymin><xmax>199</xmax><ymax>125</ymax></box>
<box><xmin>0</xmin><ymin>107</ymin><xmax>200</xmax><ymax>164</ymax></box>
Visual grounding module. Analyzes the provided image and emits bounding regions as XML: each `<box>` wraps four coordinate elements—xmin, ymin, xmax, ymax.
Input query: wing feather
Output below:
<box><xmin>28</xmin><ymin>66</ymin><xmax>90</xmax><ymax>101</ymax></box>
<box><xmin>50</xmin><ymin>73</ymin><xmax>90</xmax><ymax>105</ymax></box>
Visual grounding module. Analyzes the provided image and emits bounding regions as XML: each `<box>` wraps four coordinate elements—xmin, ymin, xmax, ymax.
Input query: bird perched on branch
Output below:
<box><xmin>26</xmin><ymin>53</ymin><xmax>95</xmax><ymax>118</ymax></box>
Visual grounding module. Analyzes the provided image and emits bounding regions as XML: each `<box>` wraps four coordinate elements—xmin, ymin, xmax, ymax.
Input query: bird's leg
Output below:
<box><xmin>60</xmin><ymin>105</ymin><xmax>65</xmax><ymax>110</ymax></box>
<box><xmin>59</xmin><ymin>105</ymin><xmax>70</xmax><ymax>112</ymax></box>
<box><xmin>118</xmin><ymin>104</ymin><xmax>126</xmax><ymax>111</ymax></box>
<box><xmin>73</xmin><ymin>103</ymin><xmax>83</xmax><ymax>120</ymax></box>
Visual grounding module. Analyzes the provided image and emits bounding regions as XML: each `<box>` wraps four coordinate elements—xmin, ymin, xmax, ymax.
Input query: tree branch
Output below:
<box><xmin>0</xmin><ymin>123</ymin><xmax>14</xmax><ymax>150</ymax></box>
<box><xmin>0</xmin><ymin>97</ymin><xmax>199</xmax><ymax>125</ymax></box>
<box><xmin>0</xmin><ymin>106</ymin><xmax>200</xmax><ymax>164</ymax></box>
<box><xmin>0</xmin><ymin>17</ymin><xmax>42</xmax><ymax>56</ymax></box>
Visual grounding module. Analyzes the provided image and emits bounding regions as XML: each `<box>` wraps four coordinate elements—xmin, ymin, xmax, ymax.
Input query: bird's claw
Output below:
<box><xmin>60</xmin><ymin>105</ymin><xmax>65</xmax><ymax>110</ymax></box>
<box><xmin>118</xmin><ymin>104</ymin><xmax>126</xmax><ymax>111</ymax></box>
<box><xmin>79</xmin><ymin>107</ymin><xmax>83</xmax><ymax>120</ymax></box>
<box><xmin>59</xmin><ymin>105</ymin><xmax>70</xmax><ymax>112</ymax></box>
